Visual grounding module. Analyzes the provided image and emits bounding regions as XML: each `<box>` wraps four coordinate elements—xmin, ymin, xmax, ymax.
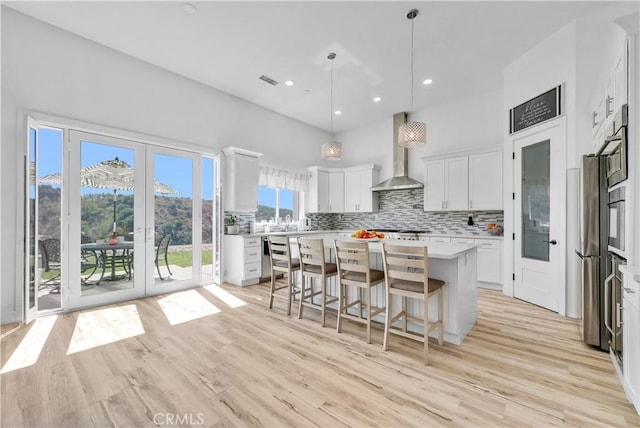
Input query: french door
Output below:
<box><xmin>513</xmin><ymin>120</ymin><xmax>566</xmax><ymax>312</ymax></box>
<box><xmin>65</xmin><ymin>131</ymin><xmax>208</xmax><ymax>309</ymax></box>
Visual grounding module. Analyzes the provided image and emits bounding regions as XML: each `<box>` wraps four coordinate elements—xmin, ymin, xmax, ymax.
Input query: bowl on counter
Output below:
<box><xmin>488</xmin><ymin>225</ymin><xmax>504</xmax><ymax>236</ymax></box>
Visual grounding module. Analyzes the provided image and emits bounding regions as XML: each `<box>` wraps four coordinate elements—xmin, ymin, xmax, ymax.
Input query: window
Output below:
<box><xmin>256</xmin><ymin>186</ymin><xmax>294</xmax><ymax>222</ymax></box>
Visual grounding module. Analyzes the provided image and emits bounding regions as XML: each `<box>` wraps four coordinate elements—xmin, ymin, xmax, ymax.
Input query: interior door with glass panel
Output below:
<box><xmin>145</xmin><ymin>146</ymin><xmax>202</xmax><ymax>294</ymax></box>
<box><xmin>513</xmin><ymin>122</ymin><xmax>565</xmax><ymax>312</ymax></box>
<box><xmin>66</xmin><ymin>131</ymin><xmax>146</xmax><ymax>309</ymax></box>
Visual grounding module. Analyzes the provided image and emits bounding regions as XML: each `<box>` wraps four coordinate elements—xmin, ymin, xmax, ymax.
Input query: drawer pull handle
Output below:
<box><xmin>624</xmin><ymin>287</ymin><xmax>635</xmax><ymax>294</ymax></box>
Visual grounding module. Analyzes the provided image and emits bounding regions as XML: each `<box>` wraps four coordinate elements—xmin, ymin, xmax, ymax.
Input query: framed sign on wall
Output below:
<box><xmin>509</xmin><ymin>85</ymin><xmax>563</xmax><ymax>134</ymax></box>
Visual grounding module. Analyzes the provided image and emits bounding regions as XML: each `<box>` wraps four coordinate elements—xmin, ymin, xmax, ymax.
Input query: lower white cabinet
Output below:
<box><xmin>475</xmin><ymin>239</ymin><xmax>502</xmax><ymax>285</ymax></box>
<box><xmin>224</xmin><ymin>235</ymin><xmax>262</xmax><ymax>286</ymax></box>
<box><xmin>622</xmin><ymin>272</ymin><xmax>640</xmax><ymax>413</ymax></box>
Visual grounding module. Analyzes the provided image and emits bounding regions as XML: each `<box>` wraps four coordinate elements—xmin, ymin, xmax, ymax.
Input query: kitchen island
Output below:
<box><xmin>294</xmin><ymin>236</ymin><xmax>478</xmax><ymax>345</ymax></box>
<box><xmin>331</xmin><ymin>238</ymin><xmax>477</xmax><ymax>345</ymax></box>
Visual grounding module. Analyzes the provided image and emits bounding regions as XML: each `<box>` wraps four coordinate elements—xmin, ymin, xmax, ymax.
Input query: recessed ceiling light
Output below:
<box><xmin>423</xmin><ymin>79</ymin><xmax>433</xmax><ymax>85</ymax></box>
<box><xmin>373</xmin><ymin>96</ymin><xmax>382</xmax><ymax>102</ymax></box>
<box><xmin>334</xmin><ymin>110</ymin><xmax>342</xmax><ymax>115</ymax></box>
<box><xmin>284</xmin><ymin>80</ymin><xmax>294</xmax><ymax>86</ymax></box>
<box><xmin>181</xmin><ymin>3</ymin><xmax>198</xmax><ymax>15</ymax></box>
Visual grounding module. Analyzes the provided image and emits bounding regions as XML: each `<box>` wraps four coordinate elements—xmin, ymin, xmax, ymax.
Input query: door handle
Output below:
<box><xmin>543</xmin><ymin>240</ymin><xmax>557</xmax><ymax>245</ymax></box>
<box><xmin>604</xmin><ymin>272</ymin><xmax>614</xmax><ymax>333</ymax></box>
<box><xmin>616</xmin><ymin>303</ymin><xmax>623</xmax><ymax>328</ymax></box>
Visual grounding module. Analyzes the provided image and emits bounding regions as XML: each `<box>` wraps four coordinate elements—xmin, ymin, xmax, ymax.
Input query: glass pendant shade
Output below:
<box><xmin>321</xmin><ymin>141</ymin><xmax>343</xmax><ymax>161</ymax></box>
<box><xmin>398</xmin><ymin>121</ymin><xmax>426</xmax><ymax>148</ymax></box>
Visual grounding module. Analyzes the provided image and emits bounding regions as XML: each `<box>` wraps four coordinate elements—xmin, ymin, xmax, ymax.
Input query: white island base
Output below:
<box><xmin>313</xmin><ymin>238</ymin><xmax>478</xmax><ymax>345</ymax></box>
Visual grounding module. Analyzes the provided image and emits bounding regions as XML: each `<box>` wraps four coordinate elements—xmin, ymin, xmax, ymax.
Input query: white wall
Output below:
<box><xmin>1</xmin><ymin>8</ymin><xmax>330</xmax><ymax>323</ymax></box>
<box><xmin>336</xmin><ymin>88</ymin><xmax>503</xmax><ymax>184</ymax></box>
<box><xmin>503</xmin><ymin>21</ymin><xmax>577</xmax><ymax>309</ymax></box>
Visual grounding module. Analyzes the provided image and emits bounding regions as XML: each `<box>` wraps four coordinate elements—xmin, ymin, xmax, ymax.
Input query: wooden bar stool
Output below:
<box><xmin>334</xmin><ymin>240</ymin><xmax>386</xmax><ymax>344</ymax></box>
<box><xmin>296</xmin><ymin>237</ymin><xmax>339</xmax><ymax>327</ymax></box>
<box><xmin>267</xmin><ymin>235</ymin><xmax>300</xmax><ymax>315</ymax></box>
<box><xmin>381</xmin><ymin>242</ymin><xmax>446</xmax><ymax>365</ymax></box>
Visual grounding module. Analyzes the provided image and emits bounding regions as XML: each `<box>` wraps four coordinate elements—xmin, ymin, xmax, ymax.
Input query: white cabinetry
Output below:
<box><xmin>307</xmin><ymin>167</ymin><xmax>330</xmax><ymax>213</ymax></box>
<box><xmin>223</xmin><ymin>147</ymin><xmax>261</xmax><ymax>212</ymax></box>
<box><xmin>469</xmin><ymin>152</ymin><xmax>503</xmax><ymax>210</ymax></box>
<box><xmin>475</xmin><ymin>239</ymin><xmax>502</xmax><ymax>286</ymax></box>
<box><xmin>224</xmin><ymin>235</ymin><xmax>262</xmax><ymax>286</ymax></box>
<box><xmin>622</xmin><ymin>271</ymin><xmax>640</xmax><ymax>413</ymax></box>
<box><xmin>424</xmin><ymin>151</ymin><xmax>503</xmax><ymax>212</ymax></box>
<box><xmin>344</xmin><ymin>165</ymin><xmax>380</xmax><ymax>212</ymax></box>
<box><xmin>424</xmin><ymin>157</ymin><xmax>468</xmax><ymax>211</ymax></box>
<box><xmin>328</xmin><ymin>171</ymin><xmax>345</xmax><ymax>212</ymax></box>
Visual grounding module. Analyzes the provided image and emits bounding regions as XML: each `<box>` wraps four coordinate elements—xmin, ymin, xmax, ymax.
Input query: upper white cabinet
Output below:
<box><xmin>424</xmin><ymin>151</ymin><xmax>502</xmax><ymax>212</ymax></box>
<box><xmin>223</xmin><ymin>147</ymin><xmax>261</xmax><ymax>212</ymax></box>
<box><xmin>307</xmin><ymin>167</ymin><xmax>330</xmax><ymax>213</ymax></box>
<box><xmin>328</xmin><ymin>171</ymin><xmax>345</xmax><ymax>213</ymax></box>
<box><xmin>344</xmin><ymin>165</ymin><xmax>380</xmax><ymax>212</ymax></box>
<box><xmin>469</xmin><ymin>151</ymin><xmax>503</xmax><ymax>210</ymax></box>
<box><xmin>306</xmin><ymin>168</ymin><xmax>345</xmax><ymax>213</ymax></box>
<box><xmin>424</xmin><ymin>156</ymin><xmax>468</xmax><ymax>211</ymax></box>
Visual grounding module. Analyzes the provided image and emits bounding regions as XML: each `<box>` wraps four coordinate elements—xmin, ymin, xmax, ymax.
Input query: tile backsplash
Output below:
<box><xmin>307</xmin><ymin>188</ymin><xmax>504</xmax><ymax>236</ymax></box>
<box><xmin>227</xmin><ymin>189</ymin><xmax>504</xmax><ymax>236</ymax></box>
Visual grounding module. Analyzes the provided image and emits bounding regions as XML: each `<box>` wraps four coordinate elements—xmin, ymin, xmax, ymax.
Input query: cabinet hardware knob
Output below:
<box><xmin>543</xmin><ymin>239</ymin><xmax>557</xmax><ymax>245</ymax></box>
<box><xmin>624</xmin><ymin>287</ymin><xmax>635</xmax><ymax>294</ymax></box>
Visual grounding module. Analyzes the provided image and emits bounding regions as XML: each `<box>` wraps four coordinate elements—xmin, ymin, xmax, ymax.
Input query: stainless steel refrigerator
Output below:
<box><xmin>575</xmin><ymin>154</ymin><xmax>609</xmax><ymax>351</ymax></box>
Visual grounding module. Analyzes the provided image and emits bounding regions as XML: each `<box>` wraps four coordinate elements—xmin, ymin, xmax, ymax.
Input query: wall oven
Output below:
<box><xmin>605</xmin><ymin>252</ymin><xmax>625</xmax><ymax>366</ymax></box>
<box><xmin>598</xmin><ymin>104</ymin><xmax>628</xmax><ymax>188</ymax></box>
<box><xmin>608</xmin><ymin>187</ymin><xmax>625</xmax><ymax>253</ymax></box>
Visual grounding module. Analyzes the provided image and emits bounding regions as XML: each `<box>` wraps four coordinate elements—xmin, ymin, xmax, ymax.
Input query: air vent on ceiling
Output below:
<box><xmin>259</xmin><ymin>75</ymin><xmax>279</xmax><ymax>86</ymax></box>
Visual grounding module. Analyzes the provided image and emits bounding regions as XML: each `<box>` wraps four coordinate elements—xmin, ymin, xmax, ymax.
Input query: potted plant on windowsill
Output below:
<box><xmin>227</xmin><ymin>215</ymin><xmax>240</xmax><ymax>235</ymax></box>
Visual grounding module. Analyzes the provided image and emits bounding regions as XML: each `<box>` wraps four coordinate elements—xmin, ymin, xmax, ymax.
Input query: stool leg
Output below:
<box><xmin>336</xmin><ymin>282</ymin><xmax>344</xmax><ymax>333</ymax></box>
<box><xmin>366</xmin><ymin>287</ymin><xmax>372</xmax><ymax>344</ymax></box>
<box><xmin>321</xmin><ymin>276</ymin><xmax>327</xmax><ymax>327</ymax></box>
<box><xmin>437</xmin><ymin>288</ymin><xmax>444</xmax><ymax>346</ymax></box>
<box><xmin>423</xmin><ymin>294</ymin><xmax>429</xmax><ymax>366</ymax></box>
<box><xmin>286</xmin><ymin>271</ymin><xmax>293</xmax><ymax>316</ymax></box>
<box><xmin>402</xmin><ymin>296</ymin><xmax>408</xmax><ymax>332</ymax></box>
<box><xmin>298</xmin><ymin>275</ymin><xmax>306</xmax><ymax>319</ymax></box>
<box><xmin>383</xmin><ymin>292</ymin><xmax>391</xmax><ymax>351</ymax></box>
<box><xmin>268</xmin><ymin>272</ymin><xmax>275</xmax><ymax>309</ymax></box>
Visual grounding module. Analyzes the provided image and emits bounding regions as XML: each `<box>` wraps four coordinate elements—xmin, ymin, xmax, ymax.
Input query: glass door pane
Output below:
<box><xmin>521</xmin><ymin>139</ymin><xmax>551</xmax><ymax>261</ymax></box>
<box><xmin>149</xmin><ymin>149</ymin><xmax>199</xmax><ymax>291</ymax></box>
<box><xmin>37</xmin><ymin>127</ymin><xmax>64</xmax><ymax>312</ymax></box>
<box><xmin>67</xmin><ymin>131</ymin><xmax>146</xmax><ymax>310</ymax></box>
<box><xmin>25</xmin><ymin>123</ymin><xmax>38</xmax><ymax>321</ymax></box>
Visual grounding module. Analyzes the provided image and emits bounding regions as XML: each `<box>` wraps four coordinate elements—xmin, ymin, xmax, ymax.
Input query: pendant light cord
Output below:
<box><xmin>410</xmin><ymin>15</ymin><xmax>415</xmax><ymax>113</ymax></box>
<box><xmin>330</xmin><ymin>56</ymin><xmax>334</xmax><ymax>136</ymax></box>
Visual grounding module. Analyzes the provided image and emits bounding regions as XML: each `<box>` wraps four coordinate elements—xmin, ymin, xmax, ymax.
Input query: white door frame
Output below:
<box><xmin>65</xmin><ymin>130</ymin><xmax>147</xmax><ymax>310</ymax></box>
<box><xmin>144</xmin><ymin>145</ymin><xmax>203</xmax><ymax>296</ymax></box>
<box><xmin>509</xmin><ymin>117</ymin><xmax>567</xmax><ymax>315</ymax></box>
<box><xmin>24</xmin><ymin>118</ymin><xmax>40</xmax><ymax>323</ymax></box>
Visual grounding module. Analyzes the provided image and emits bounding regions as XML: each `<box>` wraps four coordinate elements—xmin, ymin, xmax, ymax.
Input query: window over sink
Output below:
<box><xmin>256</xmin><ymin>186</ymin><xmax>294</xmax><ymax>222</ymax></box>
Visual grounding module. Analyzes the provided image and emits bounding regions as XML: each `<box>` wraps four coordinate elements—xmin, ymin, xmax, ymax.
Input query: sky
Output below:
<box><xmin>38</xmin><ymin>127</ymin><xmax>292</xmax><ymax>208</ymax></box>
<box><xmin>38</xmin><ymin>127</ymin><xmax>214</xmax><ymax>199</ymax></box>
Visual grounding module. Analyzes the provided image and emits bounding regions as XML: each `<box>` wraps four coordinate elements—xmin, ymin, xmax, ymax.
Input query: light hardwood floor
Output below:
<box><xmin>1</xmin><ymin>285</ymin><xmax>638</xmax><ymax>427</ymax></box>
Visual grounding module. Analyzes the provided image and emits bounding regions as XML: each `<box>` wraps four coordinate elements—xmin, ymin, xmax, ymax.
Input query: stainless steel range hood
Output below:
<box><xmin>371</xmin><ymin>112</ymin><xmax>424</xmax><ymax>191</ymax></box>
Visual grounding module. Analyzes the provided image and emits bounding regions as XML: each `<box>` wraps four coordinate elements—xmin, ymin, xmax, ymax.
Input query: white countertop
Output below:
<box><xmin>243</xmin><ymin>229</ymin><xmax>503</xmax><ymax>240</ymax></box>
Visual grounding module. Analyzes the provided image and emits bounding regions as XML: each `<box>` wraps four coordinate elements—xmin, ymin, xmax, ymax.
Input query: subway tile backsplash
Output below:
<box><xmin>307</xmin><ymin>188</ymin><xmax>504</xmax><ymax>236</ymax></box>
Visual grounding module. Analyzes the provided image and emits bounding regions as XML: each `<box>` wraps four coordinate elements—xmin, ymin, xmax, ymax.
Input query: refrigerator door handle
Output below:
<box><xmin>604</xmin><ymin>272</ymin><xmax>614</xmax><ymax>335</ymax></box>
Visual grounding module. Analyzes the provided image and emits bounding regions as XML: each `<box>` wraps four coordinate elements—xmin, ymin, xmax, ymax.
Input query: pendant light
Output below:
<box><xmin>321</xmin><ymin>52</ymin><xmax>343</xmax><ymax>161</ymax></box>
<box><xmin>398</xmin><ymin>9</ymin><xmax>426</xmax><ymax>148</ymax></box>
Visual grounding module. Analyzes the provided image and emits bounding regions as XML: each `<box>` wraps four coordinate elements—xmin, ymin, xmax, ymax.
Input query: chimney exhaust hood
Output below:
<box><xmin>370</xmin><ymin>112</ymin><xmax>424</xmax><ymax>191</ymax></box>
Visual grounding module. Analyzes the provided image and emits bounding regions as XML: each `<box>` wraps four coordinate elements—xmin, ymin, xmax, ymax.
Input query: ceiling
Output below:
<box><xmin>4</xmin><ymin>1</ymin><xmax>626</xmax><ymax>133</ymax></box>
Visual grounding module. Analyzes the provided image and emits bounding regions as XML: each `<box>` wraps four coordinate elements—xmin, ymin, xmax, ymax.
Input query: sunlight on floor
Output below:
<box><xmin>67</xmin><ymin>304</ymin><xmax>144</xmax><ymax>355</ymax></box>
<box><xmin>157</xmin><ymin>289</ymin><xmax>220</xmax><ymax>326</ymax></box>
<box><xmin>1</xmin><ymin>315</ymin><xmax>58</xmax><ymax>374</ymax></box>
<box><xmin>203</xmin><ymin>284</ymin><xmax>247</xmax><ymax>308</ymax></box>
